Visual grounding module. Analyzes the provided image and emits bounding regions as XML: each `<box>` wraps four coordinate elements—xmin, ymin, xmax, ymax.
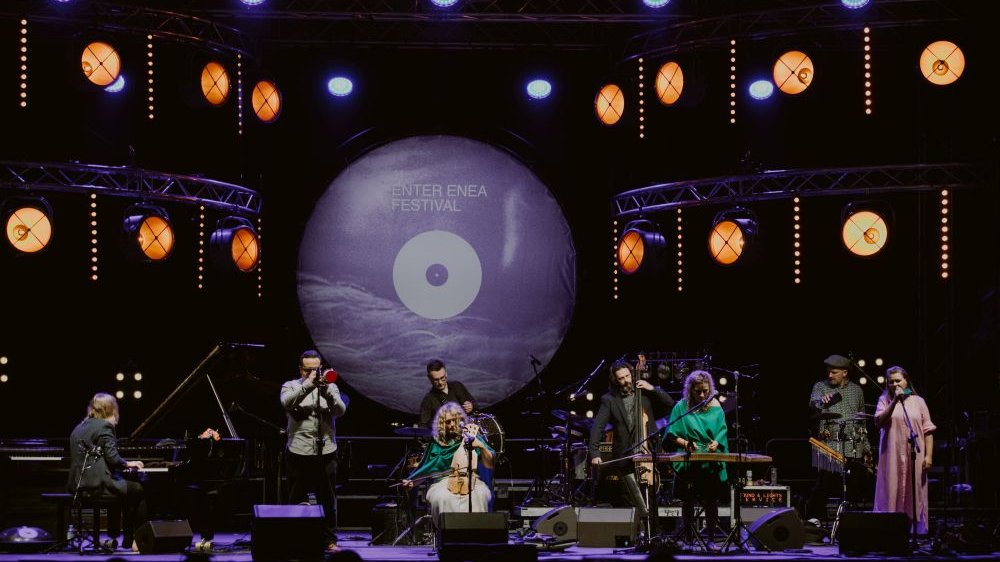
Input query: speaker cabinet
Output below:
<box><xmin>747</xmin><ymin>508</ymin><xmax>805</xmax><ymax>551</ymax></box>
<box><xmin>251</xmin><ymin>504</ymin><xmax>325</xmax><ymax>562</ymax></box>
<box><xmin>530</xmin><ymin>505</ymin><xmax>577</xmax><ymax>541</ymax></box>
<box><xmin>439</xmin><ymin>512</ymin><xmax>508</xmax><ymax>546</ymax></box>
<box><xmin>134</xmin><ymin>520</ymin><xmax>193</xmax><ymax>554</ymax></box>
<box><xmin>837</xmin><ymin>511</ymin><xmax>910</xmax><ymax>555</ymax></box>
<box><xmin>576</xmin><ymin>508</ymin><xmax>636</xmax><ymax>548</ymax></box>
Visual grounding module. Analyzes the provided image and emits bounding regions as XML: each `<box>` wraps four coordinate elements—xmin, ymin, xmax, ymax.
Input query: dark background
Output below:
<box><xmin>0</xmin><ymin>1</ymin><xmax>996</xmax><ymax>505</ymax></box>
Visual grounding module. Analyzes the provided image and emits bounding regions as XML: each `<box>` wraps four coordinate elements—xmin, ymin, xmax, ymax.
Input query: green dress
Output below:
<box><xmin>665</xmin><ymin>398</ymin><xmax>728</xmax><ymax>483</ymax></box>
<box><xmin>406</xmin><ymin>439</ymin><xmax>494</xmax><ymax>486</ymax></box>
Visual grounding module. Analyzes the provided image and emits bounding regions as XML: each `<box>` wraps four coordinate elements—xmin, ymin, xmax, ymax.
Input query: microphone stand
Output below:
<box><xmin>556</xmin><ymin>359</ymin><xmax>606</xmax><ymax>400</ymax></box>
<box><xmin>713</xmin><ymin>367</ymin><xmax>762</xmax><ymax>553</ymax></box>
<box><xmin>465</xmin><ymin>435</ymin><xmax>475</xmax><ymax>513</ymax></box>
<box><xmin>899</xmin><ymin>395</ymin><xmax>921</xmax><ymax>552</ymax></box>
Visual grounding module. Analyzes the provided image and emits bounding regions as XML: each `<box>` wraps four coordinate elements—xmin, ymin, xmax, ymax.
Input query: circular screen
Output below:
<box><xmin>298</xmin><ymin>135</ymin><xmax>577</xmax><ymax>414</ymax></box>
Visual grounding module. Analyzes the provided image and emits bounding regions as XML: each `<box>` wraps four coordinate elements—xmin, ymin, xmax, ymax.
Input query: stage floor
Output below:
<box><xmin>1</xmin><ymin>531</ymin><xmax>999</xmax><ymax>562</ymax></box>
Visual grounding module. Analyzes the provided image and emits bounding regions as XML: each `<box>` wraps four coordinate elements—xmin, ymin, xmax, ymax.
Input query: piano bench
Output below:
<box><xmin>40</xmin><ymin>493</ymin><xmax>73</xmax><ymax>542</ymax></box>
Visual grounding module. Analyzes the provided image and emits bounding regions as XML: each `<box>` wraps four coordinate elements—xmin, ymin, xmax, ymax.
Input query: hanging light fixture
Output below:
<box><xmin>708</xmin><ymin>207</ymin><xmax>758</xmax><ymax>266</ymax></box>
<box><xmin>3</xmin><ymin>197</ymin><xmax>53</xmax><ymax>254</ymax></box>
<box><xmin>773</xmin><ymin>50</ymin><xmax>814</xmax><ymax>95</ymax></box>
<box><xmin>841</xmin><ymin>201</ymin><xmax>891</xmax><ymax>257</ymax></box>
<box><xmin>920</xmin><ymin>40</ymin><xmax>965</xmax><ymax>86</ymax></box>
<box><xmin>617</xmin><ymin>219</ymin><xmax>665</xmax><ymax>275</ymax></box>
<box><xmin>209</xmin><ymin>217</ymin><xmax>260</xmax><ymax>273</ymax></box>
<box><xmin>80</xmin><ymin>41</ymin><xmax>121</xmax><ymax>87</ymax></box>
<box><xmin>121</xmin><ymin>204</ymin><xmax>174</xmax><ymax>262</ymax></box>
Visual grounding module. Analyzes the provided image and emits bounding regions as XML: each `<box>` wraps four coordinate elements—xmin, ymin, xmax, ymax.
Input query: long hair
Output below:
<box><xmin>431</xmin><ymin>402</ymin><xmax>466</xmax><ymax>446</ymax></box>
<box><xmin>682</xmin><ymin>370</ymin><xmax>716</xmax><ymax>406</ymax></box>
<box><xmin>85</xmin><ymin>393</ymin><xmax>120</xmax><ymax>425</ymax></box>
<box><xmin>882</xmin><ymin>365</ymin><xmax>917</xmax><ymax>399</ymax></box>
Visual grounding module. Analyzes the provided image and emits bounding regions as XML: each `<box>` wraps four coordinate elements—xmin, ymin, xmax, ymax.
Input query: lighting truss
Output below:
<box><xmin>0</xmin><ymin>161</ymin><xmax>261</xmax><ymax>215</ymax></box>
<box><xmin>613</xmin><ymin>163</ymin><xmax>984</xmax><ymax>218</ymax></box>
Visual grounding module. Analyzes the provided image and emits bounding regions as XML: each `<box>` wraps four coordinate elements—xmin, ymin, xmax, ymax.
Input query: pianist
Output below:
<box><xmin>664</xmin><ymin>370</ymin><xmax>728</xmax><ymax>549</ymax></box>
<box><xmin>281</xmin><ymin>349</ymin><xmax>348</xmax><ymax>553</ymax></box>
<box><xmin>67</xmin><ymin>393</ymin><xmax>147</xmax><ymax>551</ymax></box>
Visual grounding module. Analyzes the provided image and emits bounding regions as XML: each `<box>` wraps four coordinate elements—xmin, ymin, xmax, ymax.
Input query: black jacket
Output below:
<box><xmin>588</xmin><ymin>387</ymin><xmax>675</xmax><ymax>461</ymax></box>
<box><xmin>67</xmin><ymin>417</ymin><xmax>128</xmax><ymax>496</ymax></box>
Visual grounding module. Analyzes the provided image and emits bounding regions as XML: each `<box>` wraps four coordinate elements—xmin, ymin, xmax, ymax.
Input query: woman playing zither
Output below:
<box><xmin>402</xmin><ymin>402</ymin><xmax>494</xmax><ymax>526</ymax></box>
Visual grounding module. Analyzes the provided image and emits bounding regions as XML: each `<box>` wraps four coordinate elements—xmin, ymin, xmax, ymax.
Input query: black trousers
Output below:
<box><xmin>106</xmin><ymin>480</ymin><xmax>146</xmax><ymax>544</ymax></box>
<box><xmin>674</xmin><ymin>468</ymin><xmax>727</xmax><ymax>542</ymax></box>
<box><xmin>286</xmin><ymin>451</ymin><xmax>338</xmax><ymax>542</ymax></box>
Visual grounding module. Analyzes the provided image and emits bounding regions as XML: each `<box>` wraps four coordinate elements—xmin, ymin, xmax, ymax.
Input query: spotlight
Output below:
<box><xmin>859</xmin><ymin>377</ymin><xmax>868</xmax><ymax>385</ymax></box>
<box><xmin>585</xmin><ymin>392</ymin><xmax>594</xmax><ymax>401</ymax></box>
<box><xmin>327</xmin><ymin>76</ymin><xmax>353</xmax><ymax>97</ymax></box>
<box><xmin>748</xmin><ymin>79</ymin><xmax>774</xmax><ymax>100</ymax></box>
<box><xmin>708</xmin><ymin>207</ymin><xmax>758</xmax><ymax>266</ymax></box>
<box><xmin>842</xmin><ymin>201</ymin><xmax>890</xmax><ymax>257</ymax></box>
<box><xmin>773</xmin><ymin>51</ymin><xmax>814</xmax><ymax>95</ymax></box>
<box><xmin>920</xmin><ymin>40</ymin><xmax>965</xmax><ymax>86</ymax></box>
<box><xmin>875</xmin><ymin>358</ymin><xmax>884</xmax><ymax>367</ymax></box>
<box><xmin>3</xmin><ymin>197</ymin><xmax>53</xmax><ymax>254</ymax></box>
<box><xmin>840</xmin><ymin>0</ymin><xmax>871</xmax><ymax>8</ymax></box>
<box><xmin>857</xmin><ymin>359</ymin><xmax>866</xmax><ymax>367</ymax></box>
<box><xmin>877</xmin><ymin>375</ymin><xmax>885</xmax><ymax>384</ymax></box>
<box><xmin>595</xmin><ymin>83</ymin><xmax>624</xmax><ymax>126</ymax></box>
<box><xmin>526</xmin><ymin>79</ymin><xmax>552</xmax><ymax>100</ymax></box>
<box><xmin>643</xmin><ymin>0</ymin><xmax>671</xmax><ymax>7</ymax></box>
<box><xmin>104</xmin><ymin>75</ymin><xmax>125</xmax><ymax>93</ymax></box>
<box><xmin>655</xmin><ymin>61</ymin><xmax>683</xmax><ymax>105</ymax></box>
<box><xmin>430</xmin><ymin>0</ymin><xmax>459</xmax><ymax>6</ymax></box>
<box><xmin>115</xmin><ymin>372</ymin><xmax>124</xmax><ymax>381</ymax></box>
<box><xmin>251</xmin><ymin>80</ymin><xmax>281</xmax><ymax>123</ymax></box>
<box><xmin>121</xmin><ymin>205</ymin><xmax>174</xmax><ymax>262</ymax></box>
<box><xmin>201</xmin><ymin>61</ymin><xmax>230</xmax><ymax>105</ymax></box>
<box><xmin>617</xmin><ymin>219</ymin><xmax>666</xmax><ymax>275</ymax></box>
<box><xmin>81</xmin><ymin>41</ymin><xmax>120</xmax><ymax>87</ymax></box>
<box><xmin>210</xmin><ymin>216</ymin><xmax>260</xmax><ymax>273</ymax></box>
<box><xmin>240</xmin><ymin>0</ymin><xmax>267</xmax><ymax>5</ymax></box>
<box><xmin>718</xmin><ymin>377</ymin><xmax>728</xmax><ymax>386</ymax></box>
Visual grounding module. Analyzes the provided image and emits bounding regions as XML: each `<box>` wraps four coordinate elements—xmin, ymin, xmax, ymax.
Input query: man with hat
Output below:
<box><xmin>804</xmin><ymin>354</ymin><xmax>872</xmax><ymax>521</ymax></box>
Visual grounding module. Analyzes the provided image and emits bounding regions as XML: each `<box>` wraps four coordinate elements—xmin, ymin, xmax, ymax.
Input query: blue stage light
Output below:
<box><xmin>748</xmin><ymin>79</ymin><xmax>774</xmax><ymax>100</ymax></box>
<box><xmin>841</xmin><ymin>0</ymin><xmax>871</xmax><ymax>9</ymax></box>
<box><xmin>240</xmin><ymin>0</ymin><xmax>267</xmax><ymax>6</ymax></box>
<box><xmin>526</xmin><ymin>79</ymin><xmax>552</xmax><ymax>100</ymax></box>
<box><xmin>430</xmin><ymin>0</ymin><xmax>459</xmax><ymax>6</ymax></box>
<box><xmin>643</xmin><ymin>0</ymin><xmax>671</xmax><ymax>7</ymax></box>
<box><xmin>327</xmin><ymin>77</ymin><xmax>354</xmax><ymax>97</ymax></box>
<box><xmin>104</xmin><ymin>75</ymin><xmax>125</xmax><ymax>93</ymax></box>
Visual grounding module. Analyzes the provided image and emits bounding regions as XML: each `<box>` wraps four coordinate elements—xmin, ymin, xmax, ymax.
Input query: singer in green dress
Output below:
<box><xmin>664</xmin><ymin>370</ymin><xmax>728</xmax><ymax>547</ymax></box>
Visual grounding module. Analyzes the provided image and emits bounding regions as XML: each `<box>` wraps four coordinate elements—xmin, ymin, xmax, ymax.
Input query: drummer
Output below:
<box><xmin>805</xmin><ymin>354</ymin><xmax>872</xmax><ymax>521</ymax></box>
<box><xmin>419</xmin><ymin>359</ymin><xmax>478</xmax><ymax>429</ymax></box>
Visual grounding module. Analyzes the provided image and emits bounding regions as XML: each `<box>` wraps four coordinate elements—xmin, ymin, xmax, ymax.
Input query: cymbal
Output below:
<box><xmin>552</xmin><ymin>409</ymin><xmax>594</xmax><ymax>431</ymax></box>
<box><xmin>812</xmin><ymin>411</ymin><xmax>842</xmax><ymax>421</ymax></box>
<box><xmin>850</xmin><ymin>412</ymin><xmax>875</xmax><ymax>420</ymax></box>
<box><xmin>549</xmin><ymin>425</ymin><xmax>583</xmax><ymax>439</ymax></box>
<box><xmin>393</xmin><ymin>426</ymin><xmax>432</xmax><ymax>438</ymax></box>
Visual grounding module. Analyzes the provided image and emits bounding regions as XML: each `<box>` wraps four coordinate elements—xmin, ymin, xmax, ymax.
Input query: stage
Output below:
<box><xmin>1</xmin><ymin>530</ymin><xmax>999</xmax><ymax>562</ymax></box>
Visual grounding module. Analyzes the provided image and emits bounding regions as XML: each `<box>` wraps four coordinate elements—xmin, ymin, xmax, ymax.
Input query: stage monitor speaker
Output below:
<box><xmin>134</xmin><ymin>520</ymin><xmax>193</xmax><ymax>554</ymax></box>
<box><xmin>576</xmin><ymin>507</ymin><xmax>636</xmax><ymax>548</ymax></box>
<box><xmin>530</xmin><ymin>505</ymin><xmax>576</xmax><ymax>541</ymax></box>
<box><xmin>747</xmin><ymin>508</ymin><xmax>805</xmax><ymax>551</ymax></box>
<box><xmin>251</xmin><ymin>504</ymin><xmax>325</xmax><ymax>562</ymax></box>
<box><xmin>837</xmin><ymin>511</ymin><xmax>910</xmax><ymax>555</ymax></box>
<box><xmin>439</xmin><ymin>512</ymin><xmax>508</xmax><ymax>546</ymax></box>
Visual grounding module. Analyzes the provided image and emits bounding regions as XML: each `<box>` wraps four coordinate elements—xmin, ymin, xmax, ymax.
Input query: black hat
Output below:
<box><xmin>823</xmin><ymin>354</ymin><xmax>851</xmax><ymax>369</ymax></box>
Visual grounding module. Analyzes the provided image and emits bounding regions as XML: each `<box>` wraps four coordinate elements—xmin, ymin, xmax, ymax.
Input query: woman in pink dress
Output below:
<box><xmin>873</xmin><ymin>365</ymin><xmax>935</xmax><ymax>534</ymax></box>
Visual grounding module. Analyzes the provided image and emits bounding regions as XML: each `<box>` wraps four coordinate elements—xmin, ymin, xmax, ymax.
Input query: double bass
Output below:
<box><xmin>633</xmin><ymin>383</ymin><xmax>658</xmax><ymax>486</ymax></box>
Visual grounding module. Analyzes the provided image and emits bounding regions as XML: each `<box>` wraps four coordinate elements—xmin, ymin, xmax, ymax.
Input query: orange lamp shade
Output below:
<box><xmin>773</xmin><ymin>50</ymin><xmax>814</xmax><ymax>95</ymax></box>
<box><xmin>595</xmin><ymin>84</ymin><xmax>624</xmax><ymax>126</ymax></box>
<box><xmin>136</xmin><ymin>215</ymin><xmax>174</xmax><ymax>261</ymax></box>
<box><xmin>252</xmin><ymin>80</ymin><xmax>282</xmax><ymax>123</ymax></box>
<box><xmin>200</xmin><ymin>61</ymin><xmax>230</xmax><ymax>106</ymax></box>
<box><xmin>6</xmin><ymin>206</ymin><xmax>52</xmax><ymax>253</ymax></box>
<box><xmin>842</xmin><ymin>210</ymin><xmax>888</xmax><ymax>256</ymax></box>
<box><xmin>708</xmin><ymin>220</ymin><xmax>744</xmax><ymax>265</ymax></box>
<box><xmin>920</xmin><ymin>40</ymin><xmax>965</xmax><ymax>85</ymax></box>
<box><xmin>618</xmin><ymin>230</ymin><xmax>645</xmax><ymax>274</ymax></box>
<box><xmin>655</xmin><ymin>61</ymin><xmax>684</xmax><ymax>105</ymax></box>
<box><xmin>231</xmin><ymin>227</ymin><xmax>260</xmax><ymax>272</ymax></box>
<box><xmin>81</xmin><ymin>41</ymin><xmax>121</xmax><ymax>87</ymax></box>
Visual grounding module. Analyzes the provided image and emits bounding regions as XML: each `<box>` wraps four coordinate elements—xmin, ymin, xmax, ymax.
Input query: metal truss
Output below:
<box><xmin>623</xmin><ymin>0</ymin><xmax>972</xmax><ymax>62</ymax></box>
<box><xmin>0</xmin><ymin>161</ymin><xmax>261</xmax><ymax>216</ymax></box>
<box><xmin>4</xmin><ymin>1</ymin><xmax>251</xmax><ymax>56</ymax></box>
<box><xmin>613</xmin><ymin>163</ymin><xmax>986</xmax><ymax>218</ymax></box>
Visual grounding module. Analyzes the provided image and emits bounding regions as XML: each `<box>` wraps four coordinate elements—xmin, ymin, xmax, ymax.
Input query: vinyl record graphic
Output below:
<box><xmin>298</xmin><ymin>135</ymin><xmax>576</xmax><ymax>414</ymax></box>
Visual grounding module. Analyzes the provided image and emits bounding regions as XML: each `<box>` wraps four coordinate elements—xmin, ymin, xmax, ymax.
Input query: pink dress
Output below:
<box><xmin>873</xmin><ymin>393</ymin><xmax>936</xmax><ymax>534</ymax></box>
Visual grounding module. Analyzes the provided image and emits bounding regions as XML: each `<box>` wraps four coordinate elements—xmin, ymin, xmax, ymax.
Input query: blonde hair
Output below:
<box><xmin>683</xmin><ymin>370</ymin><xmax>716</xmax><ymax>406</ymax></box>
<box><xmin>85</xmin><ymin>393</ymin><xmax>120</xmax><ymax>425</ymax></box>
<box><xmin>431</xmin><ymin>402</ymin><xmax>466</xmax><ymax>446</ymax></box>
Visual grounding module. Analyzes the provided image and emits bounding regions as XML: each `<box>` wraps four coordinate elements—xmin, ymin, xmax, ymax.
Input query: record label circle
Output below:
<box><xmin>392</xmin><ymin>230</ymin><xmax>482</xmax><ymax>320</ymax></box>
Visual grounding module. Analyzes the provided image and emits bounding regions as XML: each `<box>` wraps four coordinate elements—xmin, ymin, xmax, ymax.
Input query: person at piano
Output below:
<box><xmin>281</xmin><ymin>349</ymin><xmax>348</xmax><ymax>553</ymax></box>
<box><xmin>67</xmin><ymin>393</ymin><xmax>146</xmax><ymax>551</ymax></box>
<box><xmin>664</xmin><ymin>370</ymin><xmax>727</xmax><ymax>549</ymax></box>
<box><xmin>873</xmin><ymin>365</ymin><xmax>935</xmax><ymax>535</ymax></box>
<box><xmin>402</xmin><ymin>402</ymin><xmax>494</xmax><ymax>526</ymax></box>
<box><xmin>804</xmin><ymin>354</ymin><xmax>871</xmax><ymax>521</ymax></box>
<box><xmin>418</xmin><ymin>359</ymin><xmax>477</xmax><ymax>429</ymax></box>
<box><xmin>588</xmin><ymin>360</ymin><xmax>675</xmax><ymax>521</ymax></box>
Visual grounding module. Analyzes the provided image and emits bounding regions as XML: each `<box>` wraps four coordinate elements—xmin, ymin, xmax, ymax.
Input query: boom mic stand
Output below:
<box><xmin>899</xmin><ymin>394</ymin><xmax>921</xmax><ymax>553</ymax></box>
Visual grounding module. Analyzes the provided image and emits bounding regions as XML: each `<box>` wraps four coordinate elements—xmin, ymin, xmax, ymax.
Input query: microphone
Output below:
<box><xmin>696</xmin><ymin>391</ymin><xmax>719</xmax><ymax>410</ymax></box>
<box><xmin>529</xmin><ymin>354</ymin><xmax>542</xmax><ymax>367</ymax></box>
<box><xmin>79</xmin><ymin>440</ymin><xmax>102</xmax><ymax>456</ymax></box>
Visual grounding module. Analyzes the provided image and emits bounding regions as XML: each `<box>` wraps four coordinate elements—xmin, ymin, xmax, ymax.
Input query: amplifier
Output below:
<box><xmin>731</xmin><ymin>485</ymin><xmax>791</xmax><ymax>523</ymax></box>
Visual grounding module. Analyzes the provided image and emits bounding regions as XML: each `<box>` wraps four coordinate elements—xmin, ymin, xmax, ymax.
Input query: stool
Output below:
<box><xmin>74</xmin><ymin>495</ymin><xmax>122</xmax><ymax>551</ymax></box>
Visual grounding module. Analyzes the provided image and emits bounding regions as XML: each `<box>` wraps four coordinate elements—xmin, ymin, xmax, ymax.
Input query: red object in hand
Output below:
<box><xmin>323</xmin><ymin>369</ymin><xmax>339</xmax><ymax>383</ymax></box>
